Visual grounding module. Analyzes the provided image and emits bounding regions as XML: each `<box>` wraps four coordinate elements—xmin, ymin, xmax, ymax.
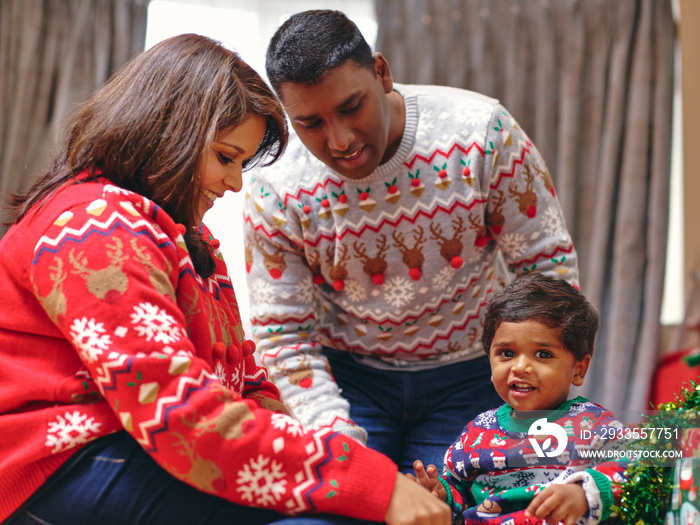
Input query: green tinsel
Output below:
<box><xmin>613</xmin><ymin>381</ymin><xmax>700</xmax><ymax>524</ymax></box>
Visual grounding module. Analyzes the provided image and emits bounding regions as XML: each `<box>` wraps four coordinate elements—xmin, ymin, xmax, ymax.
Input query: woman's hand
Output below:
<box><xmin>384</xmin><ymin>471</ymin><xmax>451</xmax><ymax>525</ymax></box>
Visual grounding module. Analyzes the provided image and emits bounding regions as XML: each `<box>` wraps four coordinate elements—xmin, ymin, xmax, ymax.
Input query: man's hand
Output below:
<box><xmin>524</xmin><ymin>483</ymin><xmax>588</xmax><ymax>525</ymax></box>
<box><xmin>384</xmin><ymin>471</ymin><xmax>451</xmax><ymax>525</ymax></box>
<box><xmin>405</xmin><ymin>460</ymin><xmax>448</xmax><ymax>501</ymax></box>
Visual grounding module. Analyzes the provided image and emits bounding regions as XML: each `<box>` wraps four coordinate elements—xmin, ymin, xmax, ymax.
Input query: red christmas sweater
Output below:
<box><xmin>0</xmin><ymin>180</ymin><xmax>397</xmax><ymax>521</ymax></box>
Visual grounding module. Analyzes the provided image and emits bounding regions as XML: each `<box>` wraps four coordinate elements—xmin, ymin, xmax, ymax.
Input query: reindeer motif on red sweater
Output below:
<box><xmin>69</xmin><ymin>237</ymin><xmax>128</xmax><ymax>302</ymax></box>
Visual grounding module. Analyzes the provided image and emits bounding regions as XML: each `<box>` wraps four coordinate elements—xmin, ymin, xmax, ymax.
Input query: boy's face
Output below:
<box><xmin>488</xmin><ymin>320</ymin><xmax>591</xmax><ymax>414</ymax></box>
<box><xmin>277</xmin><ymin>54</ymin><xmax>402</xmax><ymax>180</ymax></box>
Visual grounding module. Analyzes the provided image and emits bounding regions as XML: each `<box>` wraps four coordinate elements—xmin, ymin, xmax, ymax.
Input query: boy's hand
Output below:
<box><xmin>405</xmin><ymin>460</ymin><xmax>448</xmax><ymax>502</ymax></box>
<box><xmin>524</xmin><ymin>483</ymin><xmax>588</xmax><ymax>525</ymax></box>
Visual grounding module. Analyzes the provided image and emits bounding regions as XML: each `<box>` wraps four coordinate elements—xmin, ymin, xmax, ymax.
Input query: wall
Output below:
<box><xmin>672</xmin><ymin>0</ymin><xmax>700</xmax><ymax>350</ymax></box>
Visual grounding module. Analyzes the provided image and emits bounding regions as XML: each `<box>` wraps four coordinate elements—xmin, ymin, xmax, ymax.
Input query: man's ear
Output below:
<box><xmin>373</xmin><ymin>52</ymin><xmax>394</xmax><ymax>93</ymax></box>
<box><xmin>572</xmin><ymin>355</ymin><xmax>591</xmax><ymax>387</ymax></box>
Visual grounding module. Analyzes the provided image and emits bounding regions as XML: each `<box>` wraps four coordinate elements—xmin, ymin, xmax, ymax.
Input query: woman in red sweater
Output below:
<box><xmin>0</xmin><ymin>33</ymin><xmax>448</xmax><ymax>525</ymax></box>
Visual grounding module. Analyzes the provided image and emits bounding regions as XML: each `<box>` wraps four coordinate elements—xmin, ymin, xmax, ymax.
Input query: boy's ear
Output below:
<box><xmin>572</xmin><ymin>355</ymin><xmax>591</xmax><ymax>387</ymax></box>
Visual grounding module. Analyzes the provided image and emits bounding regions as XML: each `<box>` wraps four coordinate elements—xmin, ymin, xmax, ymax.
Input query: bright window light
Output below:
<box><xmin>146</xmin><ymin>1</ymin><xmax>262</xmax><ymax>71</ymax></box>
<box><xmin>144</xmin><ymin>0</ymin><xmax>376</xmax><ymax>335</ymax></box>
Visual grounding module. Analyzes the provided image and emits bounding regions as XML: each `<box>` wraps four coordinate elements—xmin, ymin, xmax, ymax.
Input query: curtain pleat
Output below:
<box><xmin>0</xmin><ymin>0</ymin><xmax>149</xmax><ymax>237</ymax></box>
<box><xmin>375</xmin><ymin>0</ymin><xmax>676</xmax><ymax>412</ymax></box>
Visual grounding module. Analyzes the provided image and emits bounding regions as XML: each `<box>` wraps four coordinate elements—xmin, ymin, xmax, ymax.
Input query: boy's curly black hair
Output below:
<box><xmin>481</xmin><ymin>273</ymin><xmax>598</xmax><ymax>361</ymax></box>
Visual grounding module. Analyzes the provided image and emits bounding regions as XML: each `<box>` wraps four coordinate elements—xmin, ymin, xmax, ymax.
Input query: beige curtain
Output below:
<box><xmin>375</xmin><ymin>0</ymin><xmax>676</xmax><ymax>412</ymax></box>
<box><xmin>0</xmin><ymin>0</ymin><xmax>150</xmax><ymax>237</ymax></box>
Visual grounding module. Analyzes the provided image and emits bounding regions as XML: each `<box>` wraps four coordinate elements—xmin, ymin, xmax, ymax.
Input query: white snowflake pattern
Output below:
<box><xmin>415</xmin><ymin>110</ymin><xmax>435</xmax><ymax>140</ymax></box>
<box><xmin>251</xmin><ymin>279</ymin><xmax>277</xmax><ymax>306</ymax></box>
<box><xmin>214</xmin><ymin>362</ymin><xmax>227</xmax><ymax>386</ymax></box>
<box><xmin>130</xmin><ymin>302</ymin><xmax>183</xmax><ymax>344</ymax></box>
<box><xmin>294</xmin><ymin>279</ymin><xmax>314</xmax><ymax>304</ymax></box>
<box><xmin>343</xmin><ymin>279</ymin><xmax>367</xmax><ymax>303</ymax></box>
<box><xmin>540</xmin><ymin>207</ymin><xmax>564</xmax><ymax>237</ymax></box>
<box><xmin>498</xmin><ymin>232</ymin><xmax>527</xmax><ymax>258</ymax></box>
<box><xmin>464</xmin><ymin>104</ymin><xmax>493</xmax><ymax>128</ymax></box>
<box><xmin>236</xmin><ymin>454</ymin><xmax>288</xmax><ymax>506</ymax></box>
<box><xmin>383</xmin><ymin>276</ymin><xmax>415</xmax><ymax>309</ymax></box>
<box><xmin>270</xmin><ymin>413</ymin><xmax>305</xmax><ymax>436</ymax></box>
<box><xmin>431</xmin><ymin>266</ymin><xmax>455</xmax><ymax>291</ymax></box>
<box><xmin>473</xmin><ymin>409</ymin><xmax>498</xmax><ymax>427</ymax></box>
<box><xmin>230</xmin><ymin>367</ymin><xmax>242</xmax><ymax>392</ymax></box>
<box><xmin>567</xmin><ymin>402</ymin><xmax>587</xmax><ymax>417</ymax></box>
<box><xmin>45</xmin><ymin>411</ymin><xmax>102</xmax><ymax>453</ymax></box>
<box><xmin>69</xmin><ymin>317</ymin><xmax>111</xmax><ymax>362</ymax></box>
<box><xmin>467</xmin><ymin>245</ymin><xmax>486</xmax><ymax>265</ymax></box>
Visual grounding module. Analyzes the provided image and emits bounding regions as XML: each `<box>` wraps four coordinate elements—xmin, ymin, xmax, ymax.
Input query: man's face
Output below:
<box><xmin>277</xmin><ymin>56</ymin><xmax>400</xmax><ymax>180</ymax></box>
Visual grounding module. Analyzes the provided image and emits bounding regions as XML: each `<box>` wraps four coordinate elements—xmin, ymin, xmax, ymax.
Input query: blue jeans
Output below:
<box><xmin>323</xmin><ymin>349</ymin><xmax>502</xmax><ymax>473</ymax></box>
<box><xmin>4</xmin><ymin>432</ymin><xmax>375</xmax><ymax>525</ymax></box>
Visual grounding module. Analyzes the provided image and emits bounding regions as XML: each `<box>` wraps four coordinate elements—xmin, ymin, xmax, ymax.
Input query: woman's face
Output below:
<box><xmin>196</xmin><ymin>114</ymin><xmax>267</xmax><ymax>223</ymax></box>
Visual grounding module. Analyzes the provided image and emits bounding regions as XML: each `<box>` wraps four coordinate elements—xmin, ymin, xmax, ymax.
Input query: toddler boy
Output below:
<box><xmin>409</xmin><ymin>273</ymin><xmax>627</xmax><ymax>525</ymax></box>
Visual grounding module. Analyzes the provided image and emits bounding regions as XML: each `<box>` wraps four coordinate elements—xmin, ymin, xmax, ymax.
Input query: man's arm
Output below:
<box><xmin>243</xmin><ymin>172</ymin><xmax>367</xmax><ymax>441</ymax></box>
<box><xmin>484</xmin><ymin>105</ymin><xmax>579</xmax><ymax>286</ymax></box>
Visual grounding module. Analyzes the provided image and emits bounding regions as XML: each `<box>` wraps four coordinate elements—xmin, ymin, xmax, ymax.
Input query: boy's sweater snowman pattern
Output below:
<box><xmin>441</xmin><ymin>397</ymin><xmax>627</xmax><ymax>525</ymax></box>
<box><xmin>0</xmin><ymin>180</ymin><xmax>398</xmax><ymax>522</ymax></box>
<box><xmin>243</xmin><ymin>84</ymin><xmax>579</xmax><ymax>439</ymax></box>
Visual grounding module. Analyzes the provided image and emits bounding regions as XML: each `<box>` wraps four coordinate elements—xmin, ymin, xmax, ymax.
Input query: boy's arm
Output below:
<box><xmin>574</xmin><ymin>410</ymin><xmax>629</xmax><ymax>523</ymax></box>
<box><xmin>439</xmin><ymin>468</ymin><xmax>472</xmax><ymax>525</ymax></box>
<box><xmin>439</xmin><ymin>425</ymin><xmax>482</xmax><ymax>524</ymax></box>
<box><xmin>534</xmin><ymin>406</ymin><xmax>627</xmax><ymax>525</ymax></box>
<box><xmin>524</xmin><ymin>483</ymin><xmax>589</xmax><ymax>525</ymax></box>
<box><xmin>529</xmin><ymin>462</ymin><xmax>624</xmax><ymax>525</ymax></box>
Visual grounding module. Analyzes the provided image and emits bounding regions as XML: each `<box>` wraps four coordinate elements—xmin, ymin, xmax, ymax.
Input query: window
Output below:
<box><xmin>145</xmin><ymin>0</ymin><xmax>377</xmax><ymax>332</ymax></box>
<box><xmin>146</xmin><ymin>0</ymin><xmax>684</xmax><ymax>333</ymax></box>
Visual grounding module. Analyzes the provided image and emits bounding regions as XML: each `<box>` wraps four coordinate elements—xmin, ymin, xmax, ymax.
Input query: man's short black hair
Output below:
<box><xmin>481</xmin><ymin>273</ymin><xmax>599</xmax><ymax>361</ymax></box>
<box><xmin>265</xmin><ymin>9</ymin><xmax>375</xmax><ymax>93</ymax></box>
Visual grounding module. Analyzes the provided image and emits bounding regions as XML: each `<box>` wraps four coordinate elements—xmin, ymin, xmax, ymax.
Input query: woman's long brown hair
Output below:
<box><xmin>5</xmin><ymin>33</ymin><xmax>287</xmax><ymax>278</ymax></box>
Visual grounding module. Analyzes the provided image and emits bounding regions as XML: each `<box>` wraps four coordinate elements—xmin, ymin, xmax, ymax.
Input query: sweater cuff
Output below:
<box><xmin>586</xmin><ymin>468</ymin><xmax>613</xmax><ymax>521</ymax></box>
<box><xmin>438</xmin><ymin>476</ymin><xmax>455</xmax><ymax>507</ymax></box>
<box><xmin>319</xmin><ymin>436</ymin><xmax>398</xmax><ymax>521</ymax></box>
<box><xmin>559</xmin><ymin>469</ymin><xmax>610</xmax><ymax>524</ymax></box>
<box><xmin>333</xmin><ymin>425</ymin><xmax>368</xmax><ymax>445</ymax></box>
